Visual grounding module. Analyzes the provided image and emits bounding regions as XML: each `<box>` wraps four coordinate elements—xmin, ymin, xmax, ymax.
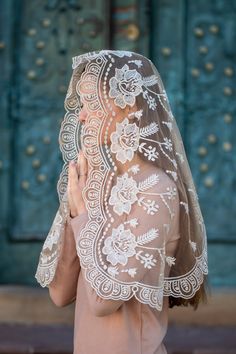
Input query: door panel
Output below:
<box><xmin>0</xmin><ymin>0</ymin><xmax>110</xmax><ymax>283</ymax></box>
<box><xmin>186</xmin><ymin>0</ymin><xmax>236</xmax><ymax>242</ymax></box>
<box><xmin>1</xmin><ymin>0</ymin><xmax>235</xmax><ymax>288</ymax></box>
<box><xmin>150</xmin><ymin>0</ymin><xmax>236</xmax><ymax>286</ymax></box>
<box><xmin>12</xmin><ymin>0</ymin><xmax>109</xmax><ymax>241</ymax></box>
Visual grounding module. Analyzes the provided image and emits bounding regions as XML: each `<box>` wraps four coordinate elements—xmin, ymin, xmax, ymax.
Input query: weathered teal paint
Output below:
<box><xmin>149</xmin><ymin>0</ymin><xmax>236</xmax><ymax>287</ymax></box>
<box><xmin>0</xmin><ymin>0</ymin><xmax>235</xmax><ymax>287</ymax></box>
<box><xmin>0</xmin><ymin>0</ymin><xmax>110</xmax><ymax>283</ymax></box>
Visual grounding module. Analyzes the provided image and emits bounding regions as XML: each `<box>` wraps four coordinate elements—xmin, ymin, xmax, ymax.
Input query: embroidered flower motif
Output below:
<box><xmin>189</xmin><ymin>240</ymin><xmax>197</xmax><ymax>252</ymax></box>
<box><xmin>138</xmin><ymin>197</ymin><xmax>159</xmax><ymax>215</ymax></box>
<box><xmin>102</xmin><ymin>224</ymin><xmax>137</xmax><ymax>266</ymax></box>
<box><xmin>109</xmin><ymin>64</ymin><xmax>143</xmax><ymax>108</ymax></box>
<box><xmin>145</xmin><ymin>199</ymin><xmax>159</xmax><ymax>215</ymax></box>
<box><xmin>143</xmin><ymin>90</ymin><xmax>157</xmax><ymax>110</ymax></box>
<box><xmin>139</xmin><ymin>143</ymin><xmax>159</xmax><ymax>161</ymax></box>
<box><xmin>111</xmin><ymin>118</ymin><xmax>140</xmax><ymax>163</ymax></box>
<box><xmin>128</xmin><ymin>59</ymin><xmax>143</xmax><ymax>68</ymax></box>
<box><xmin>109</xmin><ymin>173</ymin><xmax>139</xmax><ymax>215</ymax></box>
<box><xmin>146</xmin><ymin>146</ymin><xmax>159</xmax><ymax>161</ymax></box>
<box><xmin>163</xmin><ymin>137</ymin><xmax>173</xmax><ymax>151</ymax></box>
<box><xmin>128</xmin><ymin>164</ymin><xmax>140</xmax><ymax>174</ymax></box>
<box><xmin>108</xmin><ymin>266</ymin><xmax>138</xmax><ymax>279</ymax></box>
<box><xmin>165</xmin><ymin>256</ymin><xmax>176</xmax><ymax>267</ymax></box>
<box><xmin>133</xmin><ymin>109</ymin><xmax>143</xmax><ymax>120</ymax></box>
<box><xmin>136</xmin><ymin>251</ymin><xmax>157</xmax><ymax>269</ymax></box>
<box><xmin>126</xmin><ymin>268</ymin><xmax>137</xmax><ymax>277</ymax></box>
<box><xmin>107</xmin><ymin>266</ymin><xmax>119</xmax><ymax>277</ymax></box>
<box><xmin>166</xmin><ymin>186</ymin><xmax>177</xmax><ymax>200</ymax></box>
<box><xmin>128</xmin><ymin>218</ymin><xmax>139</xmax><ymax>228</ymax></box>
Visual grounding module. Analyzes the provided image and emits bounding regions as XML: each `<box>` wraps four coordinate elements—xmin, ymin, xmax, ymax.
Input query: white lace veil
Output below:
<box><xmin>35</xmin><ymin>50</ymin><xmax>209</xmax><ymax>311</ymax></box>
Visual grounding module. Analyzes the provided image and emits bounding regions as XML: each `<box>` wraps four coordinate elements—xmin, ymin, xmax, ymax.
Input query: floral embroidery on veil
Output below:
<box><xmin>35</xmin><ymin>49</ymin><xmax>208</xmax><ymax>311</ymax></box>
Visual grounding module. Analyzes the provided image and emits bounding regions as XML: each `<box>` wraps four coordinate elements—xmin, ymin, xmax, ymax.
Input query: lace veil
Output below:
<box><xmin>35</xmin><ymin>50</ymin><xmax>208</xmax><ymax>311</ymax></box>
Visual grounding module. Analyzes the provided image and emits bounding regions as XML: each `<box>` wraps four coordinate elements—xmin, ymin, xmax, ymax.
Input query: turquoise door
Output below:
<box><xmin>150</xmin><ymin>0</ymin><xmax>236</xmax><ymax>287</ymax></box>
<box><xmin>0</xmin><ymin>0</ymin><xmax>235</xmax><ymax>288</ymax></box>
<box><xmin>0</xmin><ymin>0</ymin><xmax>110</xmax><ymax>284</ymax></box>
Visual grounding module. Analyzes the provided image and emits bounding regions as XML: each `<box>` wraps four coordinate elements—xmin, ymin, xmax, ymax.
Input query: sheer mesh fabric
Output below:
<box><xmin>35</xmin><ymin>50</ymin><xmax>208</xmax><ymax>311</ymax></box>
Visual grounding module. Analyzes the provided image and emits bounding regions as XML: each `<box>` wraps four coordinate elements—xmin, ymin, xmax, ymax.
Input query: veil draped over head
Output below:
<box><xmin>35</xmin><ymin>50</ymin><xmax>209</xmax><ymax>311</ymax></box>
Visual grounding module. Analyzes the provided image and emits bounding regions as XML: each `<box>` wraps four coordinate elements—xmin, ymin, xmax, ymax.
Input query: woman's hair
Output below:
<box><xmin>169</xmin><ymin>275</ymin><xmax>210</xmax><ymax>310</ymax></box>
<box><xmin>129</xmin><ymin>58</ymin><xmax>210</xmax><ymax>310</ymax></box>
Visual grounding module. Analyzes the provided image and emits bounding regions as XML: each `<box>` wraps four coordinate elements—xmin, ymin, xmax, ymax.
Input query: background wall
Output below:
<box><xmin>0</xmin><ymin>0</ymin><xmax>235</xmax><ymax>291</ymax></box>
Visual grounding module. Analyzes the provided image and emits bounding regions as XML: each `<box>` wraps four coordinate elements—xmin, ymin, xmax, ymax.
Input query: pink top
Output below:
<box><xmin>48</xmin><ymin>173</ymin><xmax>180</xmax><ymax>354</ymax></box>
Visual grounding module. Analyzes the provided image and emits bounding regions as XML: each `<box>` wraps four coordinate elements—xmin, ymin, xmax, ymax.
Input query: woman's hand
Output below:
<box><xmin>68</xmin><ymin>150</ymin><xmax>88</xmax><ymax>218</ymax></box>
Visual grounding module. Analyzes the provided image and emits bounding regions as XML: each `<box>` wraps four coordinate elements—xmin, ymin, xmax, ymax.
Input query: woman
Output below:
<box><xmin>35</xmin><ymin>50</ymin><xmax>209</xmax><ymax>354</ymax></box>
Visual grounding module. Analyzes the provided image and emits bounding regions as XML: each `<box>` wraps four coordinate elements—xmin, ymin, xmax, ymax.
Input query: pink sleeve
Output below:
<box><xmin>48</xmin><ymin>215</ymin><xmax>85</xmax><ymax>307</ymax></box>
<box><xmin>70</xmin><ymin>179</ymin><xmax>179</xmax><ymax>317</ymax></box>
<box><xmin>70</xmin><ymin>213</ymin><xmax>124</xmax><ymax>317</ymax></box>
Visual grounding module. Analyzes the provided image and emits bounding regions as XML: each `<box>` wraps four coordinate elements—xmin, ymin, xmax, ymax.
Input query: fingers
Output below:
<box><xmin>68</xmin><ymin>160</ymin><xmax>81</xmax><ymax>217</ymax></box>
<box><xmin>68</xmin><ymin>150</ymin><xmax>88</xmax><ymax>191</ymax></box>
<box><xmin>80</xmin><ymin>150</ymin><xmax>88</xmax><ymax>174</ymax></box>
<box><xmin>68</xmin><ymin>162</ymin><xmax>72</xmax><ymax>191</ymax></box>
<box><xmin>68</xmin><ymin>160</ymin><xmax>79</xmax><ymax>191</ymax></box>
<box><xmin>67</xmin><ymin>151</ymin><xmax>88</xmax><ymax>217</ymax></box>
<box><xmin>76</xmin><ymin>153</ymin><xmax>81</xmax><ymax>175</ymax></box>
<box><xmin>77</xmin><ymin>150</ymin><xmax>88</xmax><ymax>183</ymax></box>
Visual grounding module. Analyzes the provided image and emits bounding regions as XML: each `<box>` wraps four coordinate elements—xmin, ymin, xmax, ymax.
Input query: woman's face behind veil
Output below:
<box><xmin>77</xmin><ymin>89</ymin><xmax>138</xmax><ymax>149</ymax></box>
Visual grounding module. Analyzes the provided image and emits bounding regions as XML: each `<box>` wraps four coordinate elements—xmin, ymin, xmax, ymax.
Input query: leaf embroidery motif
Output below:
<box><xmin>138</xmin><ymin>174</ymin><xmax>160</xmax><ymax>192</ymax></box>
<box><xmin>128</xmin><ymin>164</ymin><xmax>140</xmax><ymax>174</ymax></box>
<box><xmin>140</xmin><ymin>122</ymin><xmax>159</xmax><ymax>138</ymax></box>
<box><xmin>189</xmin><ymin>240</ymin><xmax>197</xmax><ymax>252</ymax></box>
<box><xmin>165</xmin><ymin>256</ymin><xmax>176</xmax><ymax>267</ymax></box>
<box><xmin>136</xmin><ymin>251</ymin><xmax>157</xmax><ymax>269</ymax></box>
<box><xmin>137</xmin><ymin>197</ymin><xmax>159</xmax><ymax>215</ymax></box>
<box><xmin>137</xmin><ymin>228</ymin><xmax>159</xmax><ymax>246</ymax></box>
<box><xmin>121</xmin><ymin>268</ymin><xmax>137</xmax><ymax>277</ymax></box>
<box><xmin>142</xmin><ymin>75</ymin><xmax>159</xmax><ymax>87</ymax></box>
